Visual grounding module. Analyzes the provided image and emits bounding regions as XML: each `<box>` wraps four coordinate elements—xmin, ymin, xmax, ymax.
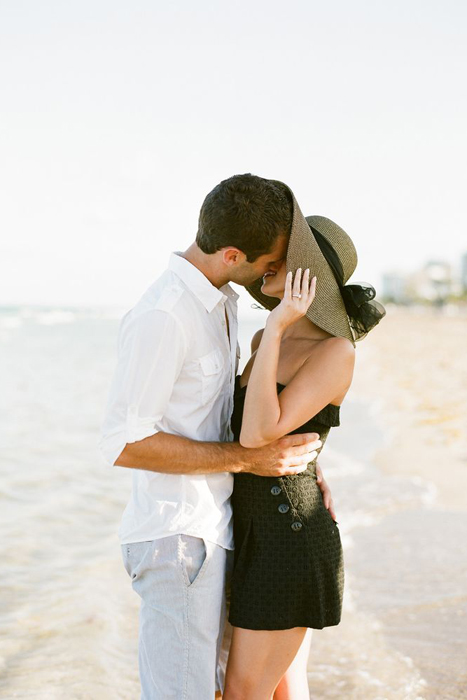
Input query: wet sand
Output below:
<box><xmin>306</xmin><ymin>306</ymin><xmax>467</xmax><ymax>699</ymax></box>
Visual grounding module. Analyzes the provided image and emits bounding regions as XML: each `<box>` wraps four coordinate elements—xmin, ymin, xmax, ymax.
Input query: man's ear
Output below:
<box><xmin>221</xmin><ymin>247</ymin><xmax>246</xmax><ymax>267</ymax></box>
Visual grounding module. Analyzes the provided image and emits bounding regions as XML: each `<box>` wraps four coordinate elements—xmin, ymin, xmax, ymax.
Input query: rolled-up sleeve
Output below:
<box><xmin>98</xmin><ymin>308</ymin><xmax>187</xmax><ymax>467</ymax></box>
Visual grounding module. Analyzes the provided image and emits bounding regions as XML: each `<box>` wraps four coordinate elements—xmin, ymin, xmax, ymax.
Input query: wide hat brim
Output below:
<box><xmin>245</xmin><ymin>180</ymin><xmax>358</xmax><ymax>347</ymax></box>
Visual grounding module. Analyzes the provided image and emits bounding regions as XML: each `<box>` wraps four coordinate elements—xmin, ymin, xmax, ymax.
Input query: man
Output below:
<box><xmin>98</xmin><ymin>173</ymin><xmax>331</xmax><ymax>699</ymax></box>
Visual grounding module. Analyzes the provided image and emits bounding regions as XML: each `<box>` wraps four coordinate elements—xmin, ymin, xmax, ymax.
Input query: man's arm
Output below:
<box><xmin>115</xmin><ymin>429</ymin><xmax>322</xmax><ymax>478</ymax></box>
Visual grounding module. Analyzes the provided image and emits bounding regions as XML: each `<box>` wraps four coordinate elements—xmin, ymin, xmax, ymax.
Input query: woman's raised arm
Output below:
<box><xmin>239</xmin><ymin>269</ymin><xmax>354</xmax><ymax>447</ymax></box>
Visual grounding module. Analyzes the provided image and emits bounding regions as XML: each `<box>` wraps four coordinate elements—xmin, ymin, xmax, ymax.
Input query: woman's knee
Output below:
<box><xmin>224</xmin><ymin>676</ymin><xmax>272</xmax><ymax>700</ymax></box>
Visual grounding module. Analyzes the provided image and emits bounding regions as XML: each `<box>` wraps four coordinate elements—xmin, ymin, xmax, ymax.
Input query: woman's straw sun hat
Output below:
<box><xmin>245</xmin><ymin>180</ymin><xmax>386</xmax><ymax>347</ymax></box>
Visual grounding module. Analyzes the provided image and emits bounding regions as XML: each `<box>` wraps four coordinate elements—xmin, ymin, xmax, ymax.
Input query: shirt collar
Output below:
<box><xmin>168</xmin><ymin>252</ymin><xmax>239</xmax><ymax>313</ymax></box>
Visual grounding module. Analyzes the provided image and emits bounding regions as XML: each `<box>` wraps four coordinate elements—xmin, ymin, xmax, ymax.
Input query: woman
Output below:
<box><xmin>223</xmin><ymin>184</ymin><xmax>386</xmax><ymax>700</ymax></box>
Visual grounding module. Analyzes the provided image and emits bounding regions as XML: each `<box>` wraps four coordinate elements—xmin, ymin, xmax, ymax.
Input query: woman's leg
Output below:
<box><xmin>273</xmin><ymin>629</ymin><xmax>313</xmax><ymax>700</ymax></box>
<box><xmin>223</xmin><ymin>626</ymin><xmax>308</xmax><ymax>700</ymax></box>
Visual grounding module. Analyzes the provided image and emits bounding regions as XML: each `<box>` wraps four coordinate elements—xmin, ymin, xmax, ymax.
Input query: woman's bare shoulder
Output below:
<box><xmin>323</xmin><ymin>335</ymin><xmax>356</xmax><ymax>356</ymax></box>
<box><xmin>306</xmin><ymin>335</ymin><xmax>355</xmax><ymax>367</ymax></box>
<box><xmin>298</xmin><ymin>335</ymin><xmax>355</xmax><ymax>392</ymax></box>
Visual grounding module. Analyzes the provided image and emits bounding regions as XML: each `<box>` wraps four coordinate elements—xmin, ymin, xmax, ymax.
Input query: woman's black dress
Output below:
<box><xmin>228</xmin><ymin>375</ymin><xmax>344</xmax><ymax>630</ymax></box>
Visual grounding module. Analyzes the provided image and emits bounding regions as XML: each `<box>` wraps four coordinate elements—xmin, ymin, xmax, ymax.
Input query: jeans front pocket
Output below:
<box><xmin>121</xmin><ymin>540</ymin><xmax>153</xmax><ymax>581</ymax></box>
<box><xmin>178</xmin><ymin>534</ymin><xmax>211</xmax><ymax>588</ymax></box>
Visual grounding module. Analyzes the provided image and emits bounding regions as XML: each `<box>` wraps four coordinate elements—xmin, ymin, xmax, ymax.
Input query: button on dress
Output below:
<box><xmin>228</xmin><ymin>375</ymin><xmax>345</xmax><ymax>630</ymax></box>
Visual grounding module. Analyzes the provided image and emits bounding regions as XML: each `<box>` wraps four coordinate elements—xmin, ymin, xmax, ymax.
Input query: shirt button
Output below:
<box><xmin>278</xmin><ymin>503</ymin><xmax>289</xmax><ymax>514</ymax></box>
<box><xmin>291</xmin><ymin>521</ymin><xmax>303</xmax><ymax>532</ymax></box>
<box><xmin>270</xmin><ymin>485</ymin><xmax>282</xmax><ymax>496</ymax></box>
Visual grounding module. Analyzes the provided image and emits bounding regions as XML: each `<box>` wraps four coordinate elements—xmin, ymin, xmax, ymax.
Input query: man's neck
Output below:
<box><xmin>178</xmin><ymin>243</ymin><xmax>229</xmax><ymax>289</ymax></box>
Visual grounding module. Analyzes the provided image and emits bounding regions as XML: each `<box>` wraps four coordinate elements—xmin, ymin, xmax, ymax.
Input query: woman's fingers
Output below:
<box><xmin>283</xmin><ymin>267</ymin><xmax>316</xmax><ymax>313</ymax></box>
<box><xmin>310</xmin><ymin>274</ymin><xmax>317</xmax><ymax>300</ymax></box>
<box><xmin>315</xmin><ymin>461</ymin><xmax>323</xmax><ymax>483</ymax></box>
<box><xmin>323</xmin><ymin>487</ymin><xmax>338</xmax><ymax>521</ymax></box>
<box><xmin>292</xmin><ymin>268</ymin><xmax>302</xmax><ymax>298</ymax></box>
<box><xmin>285</xmin><ymin>270</ymin><xmax>293</xmax><ymax>299</ymax></box>
<box><xmin>301</xmin><ymin>268</ymin><xmax>310</xmax><ymax>299</ymax></box>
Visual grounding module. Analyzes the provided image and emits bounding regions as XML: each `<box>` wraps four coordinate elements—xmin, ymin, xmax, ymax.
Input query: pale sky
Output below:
<box><xmin>1</xmin><ymin>0</ymin><xmax>466</xmax><ymax>310</ymax></box>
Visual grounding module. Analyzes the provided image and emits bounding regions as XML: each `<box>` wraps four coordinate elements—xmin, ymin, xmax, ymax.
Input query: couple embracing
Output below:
<box><xmin>99</xmin><ymin>173</ymin><xmax>385</xmax><ymax>699</ymax></box>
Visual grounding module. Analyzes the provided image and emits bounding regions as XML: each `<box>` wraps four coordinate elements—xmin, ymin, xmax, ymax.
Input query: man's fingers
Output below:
<box><xmin>282</xmin><ymin>432</ymin><xmax>321</xmax><ymax>447</ymax></box>
<box><xmin>266</xmin><ymin>449</ymin><xmax>319</xmax><ymax>477</ymax></box>
<box><xmin>253</xmin><ymin>433</ymin><xmax>323</xmax><ymax>477</ymax></box>
<box><xmin>286</xmin><ymin>442</ymin><xmax>322</xmax><ymax>460</ymax></box>
<box><xmin>283</xmin><ymin>450</ymin><xmax>318</xmax><ymax>469</ymax></box>
<box><xmin>280</xmin><ymin>433</ymin><xmax>322</xmax><ymax>457</ymax></box>
<box><xmin>276</xmin><ymin>464</ymin><xmax>308</xmax><ymax>476</ymax></box>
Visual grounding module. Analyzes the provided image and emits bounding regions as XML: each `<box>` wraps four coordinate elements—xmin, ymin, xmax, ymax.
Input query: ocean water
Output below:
<box><xmin>0</xmin><ymin>306</ymin><xmax>465</xmax><ymax>699</ymax></box>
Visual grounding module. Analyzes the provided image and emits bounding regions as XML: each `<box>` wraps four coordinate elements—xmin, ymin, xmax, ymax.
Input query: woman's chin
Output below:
<box><xmin>260</xmin><ymin>283</ymin><xmax>281</xmax><ymax>299</ymax></box>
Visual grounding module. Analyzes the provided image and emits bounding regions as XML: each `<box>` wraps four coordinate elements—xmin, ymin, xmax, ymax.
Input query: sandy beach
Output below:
<box><xmin>0</xmin><ymin>305</ymin><xmax>466</xmax><ymax>699</ymax></box>
<box><xmin>306</xmin><ymin>306</ymin><xmax>467</xmax><ymax>699</ymax></box>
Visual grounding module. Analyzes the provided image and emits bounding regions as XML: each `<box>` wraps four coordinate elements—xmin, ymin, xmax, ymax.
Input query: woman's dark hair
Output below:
<box><xmin>196</xmin><ymin>173</ymin><xmax>293</xmax><ymax>262</ymax></box>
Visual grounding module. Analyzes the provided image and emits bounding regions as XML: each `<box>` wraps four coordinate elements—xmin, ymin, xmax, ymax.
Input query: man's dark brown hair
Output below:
<box><xmin>196</xmin><ymin>173</ymin><xmax>293</xmax><ymax>262</ymax></box>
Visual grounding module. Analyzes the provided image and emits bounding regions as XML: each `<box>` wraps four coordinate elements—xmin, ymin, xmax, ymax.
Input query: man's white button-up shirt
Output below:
<box><xmin>99</xmin><ymin>252</ymin><xmax>240</xmax><ymax>549</ymax></box>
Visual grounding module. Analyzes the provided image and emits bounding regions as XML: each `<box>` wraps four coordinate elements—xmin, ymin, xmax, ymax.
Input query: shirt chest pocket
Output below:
<box><xmin>199</xmin><ymin>347</ymin><xmax>226</xmax><ymax>404</ymax></box>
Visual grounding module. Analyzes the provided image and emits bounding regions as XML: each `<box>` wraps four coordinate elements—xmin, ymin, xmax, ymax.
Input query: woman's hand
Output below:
<box><xmin>316</xmin><ymin>462</ymin><xmax>337</xmax><ymax>522</ymax></box>
<box><xmin>268</xmin><ymin>268</ymin><xmax>317</xmax><ymax>332</ymax></box>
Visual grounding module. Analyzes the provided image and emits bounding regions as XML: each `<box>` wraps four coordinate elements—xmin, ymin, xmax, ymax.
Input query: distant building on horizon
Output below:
<box><xmin>461</xmin><ymin>252</ymin><xmax>467</xmax><ymax>293</ymax></box>
<box><xmin>406</xmin><ymin>261</ymin><xmax>453</xmax><ymax>303</ymax></box>
<box><xmin>381</xmin><ymin>252</ymin><xmax>467</xmax><ymax>304</ymax></box>
<box><xmin>382</xmin><ymin>272</ymin><xmax>409</xmax><ymax>303</ymax></box>
<box><xmin>382</xmin><ymin>252</ymin><xmax>467</xmax><ymax>304</ymax></box>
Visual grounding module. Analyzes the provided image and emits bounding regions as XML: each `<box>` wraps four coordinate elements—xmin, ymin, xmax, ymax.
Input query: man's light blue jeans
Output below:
<box><xmin>121</xmin><ymin>534</ymin><xmax>234</xmax><ymax>699</ymax></box>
